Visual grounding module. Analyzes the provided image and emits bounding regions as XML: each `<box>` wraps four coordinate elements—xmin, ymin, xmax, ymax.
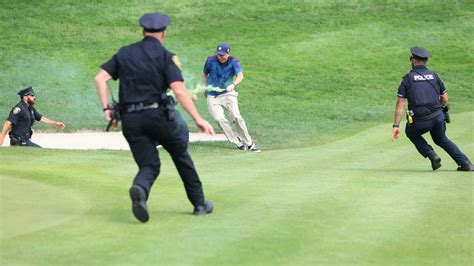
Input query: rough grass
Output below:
<box><xmin>1</xmin><ymin>0</ymin><xmax>473</xmax><ymax>149</ymax></box>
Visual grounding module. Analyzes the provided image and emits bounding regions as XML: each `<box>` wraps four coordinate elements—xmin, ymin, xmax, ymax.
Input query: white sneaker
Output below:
<box><xmin>248</xmin><ymin>143</ymin><xmax>261</xmax><ymax>153</ymax></box>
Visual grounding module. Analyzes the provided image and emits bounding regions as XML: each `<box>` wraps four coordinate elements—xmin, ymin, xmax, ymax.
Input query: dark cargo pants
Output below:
<box><xmin>121</xmin><ymin>108</ymin><xmax>205</xmax><ymax>208</ymax></box>
<box><xmin>405</xmin><ymin>113</ymin><xmax>469</xmax><ymax>166</ymax></box>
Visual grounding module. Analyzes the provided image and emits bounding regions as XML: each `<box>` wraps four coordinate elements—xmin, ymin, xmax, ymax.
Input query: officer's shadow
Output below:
<box><xmin>101</xmin><ymin>208</ymin><xmax>194</xmax><ymax>225</ymax></box>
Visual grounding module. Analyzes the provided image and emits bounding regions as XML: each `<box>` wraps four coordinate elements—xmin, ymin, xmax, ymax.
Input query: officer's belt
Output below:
<box><xmin>123</xmin><ymin>102</ymin><xmax>159</xmax><ymax>113</ymax></box>
<box><xmin>412</xmin><ymin>109</ymin><xmax>442</xmax><ymax>122</ymax></box>
<box><xmin>10</xmin><ymin>133</ymin><xmax>31</xmax><ymax>141</ymax></box>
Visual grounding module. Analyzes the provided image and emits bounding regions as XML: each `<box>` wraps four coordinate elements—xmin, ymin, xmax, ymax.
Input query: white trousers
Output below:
<box><xmin>206</xmin><ymin>91</ymin><xmax>253</xmax><ymax>146</ymax></box>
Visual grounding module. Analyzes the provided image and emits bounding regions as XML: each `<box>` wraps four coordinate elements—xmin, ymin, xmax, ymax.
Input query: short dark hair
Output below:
<box><xmin>143</xmin><ymin>27</ymin><xmax>166</xmax><ymax>33</ymax></box>
<box><xmin>410</xmin><ymin>55</ymin><xmax>428</xmax><ymax>63</ymax></box>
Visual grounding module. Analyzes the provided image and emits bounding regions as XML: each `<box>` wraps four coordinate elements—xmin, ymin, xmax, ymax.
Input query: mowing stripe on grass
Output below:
<box><xmin>0</xmin><ymin>175</ymin><xmax>89</xmax><ymax>240</ymax></box>
<box><xmin>0</xmin><ymin>112</ymin><xmax>472</xmax><ymax>265</ymax></box>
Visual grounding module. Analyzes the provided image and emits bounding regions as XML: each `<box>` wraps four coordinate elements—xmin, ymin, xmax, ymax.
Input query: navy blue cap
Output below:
<box><xmin>216</xmin><ymin>43</ymin><xmax>231</xmax><ymax>55</ymax></box>
<box><xmin>139</xmin><ymin>13</ymin><xmax>170</xmax><ymax>32</ymax></box>
<box><xmin>410</xmin><ymin>47</ymin><xmax>432</xmax><ymax>59</ymax></box>
<box><xmin>17</xmin><ymin>86</ymin><xmax>36</xmax><ymax>97</ymax></box>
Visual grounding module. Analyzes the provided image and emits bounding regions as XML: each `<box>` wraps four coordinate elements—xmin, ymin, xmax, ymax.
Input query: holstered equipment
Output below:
<box><xmin>9</xmin><ymin>133</ymin><xmax>30</xmax><ymax>145</ymax></box>
<box><xmin>406</xmin><ymin>110</ymin><xmax>414</xmax><ymax>124</ymax></box>
<box><xmin>442</xmin><ymin>105</ymin><xmax>451</xmax><ymax>123</ymax></box>
<box><xmin>159</xmin><ymin>93</ymin><xmax>176</xmax><ymax>121</ymax></box>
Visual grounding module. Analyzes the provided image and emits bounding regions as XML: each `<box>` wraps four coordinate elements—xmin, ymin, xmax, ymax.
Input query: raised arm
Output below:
<box><xmin>226</xmin><ymin>72</ymin><xmax>244</xmax><ymax>92</ymax></box>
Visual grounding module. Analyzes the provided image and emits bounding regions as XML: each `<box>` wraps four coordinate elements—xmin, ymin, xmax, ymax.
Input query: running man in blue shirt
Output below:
<box><xmin>201</xmin><ymin>43</ymin><xmax>260</xmax><ymax>152</ymax></box>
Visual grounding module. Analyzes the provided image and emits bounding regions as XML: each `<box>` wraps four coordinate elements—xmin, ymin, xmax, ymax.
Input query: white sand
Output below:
<box><xmin>2</xmin><ymin>132</ymin><xmax>227</xmax><ymax>150</ymax></box>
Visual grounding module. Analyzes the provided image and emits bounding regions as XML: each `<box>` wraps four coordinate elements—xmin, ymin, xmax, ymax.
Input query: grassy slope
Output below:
<box><xmin>0</xmin><ymin>112</ymin><xmax>472</xmax><ymax>265</ymax></box>
<box><xmin>1</xmin><ymin>0</ymin><xmax>473</xmax><ymax>149</ymax></box>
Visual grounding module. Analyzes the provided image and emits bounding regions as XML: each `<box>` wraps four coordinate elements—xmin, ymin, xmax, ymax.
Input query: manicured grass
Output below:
<box><xmin>1</xmin><ymin>0</ymin><xmax>473</xmax><ymax>149</ymax></box>
<box><xmin>1</xmin><ymin>112</ymin><xmax>472</xmax><ymax>265</ymax></box>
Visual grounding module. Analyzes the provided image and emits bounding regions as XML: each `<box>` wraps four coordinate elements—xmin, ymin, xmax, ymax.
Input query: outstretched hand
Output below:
<box><xmin>56</xmin><ymin>122</ymin><xmax>66</xmax><ymax>129</ymax></box>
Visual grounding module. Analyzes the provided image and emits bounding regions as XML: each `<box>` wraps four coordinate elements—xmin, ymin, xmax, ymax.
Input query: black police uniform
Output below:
<box><xmin>7</xmin><ymin>88</ymin><xmax>42</xmax><ymax>147</ymax></box>
<box><xmin>100</xmin><ymin>19</ymin><xmax>207</xmax><ymax>209</ymax></box>
<box><xmin>397</xmin><ymin>48</ymin><xmax>470</xmax><ymax>167</ymax></box>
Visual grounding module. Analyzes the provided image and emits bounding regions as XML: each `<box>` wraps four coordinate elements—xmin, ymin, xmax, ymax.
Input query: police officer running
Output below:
<box><xmin>391</xmin><ymin>47</ymin><xmax>473</xmax><ymax>171</ymax></box>
<box><xmin>201</xmin><ymin>43</ymin><xmax>260</xmax><ymax>152</ymax></box>
<box><xmin>94</xmin><ymin>13</ymin><xmax>216</xmax><ymax>223</ymax></box>
<box><xmin>0</xmin><ymin>86</ymin><xmax>66</xmax><ymax>147</ymax></box>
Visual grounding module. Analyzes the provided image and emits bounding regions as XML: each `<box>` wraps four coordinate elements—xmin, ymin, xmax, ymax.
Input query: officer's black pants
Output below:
<box><xmin>405</xmin><ymin>113</ymin><xmax>469</xmax><ymax>166</ymax></box>
<box><xmin>10</xmin><ymin>137</ymin><xmax>41</xmax><ymax>148</ymax></box>
<box><xmin>122</xmin><ymin>108</ymin><xmax>205</xmax><ymax>207</ymax></box>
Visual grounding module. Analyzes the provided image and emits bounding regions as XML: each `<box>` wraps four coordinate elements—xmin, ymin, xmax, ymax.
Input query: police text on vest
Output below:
<box><xmin>414</xmin><ymin>74</ymin><xmax>434</xmax><ymax>81</ymax></box>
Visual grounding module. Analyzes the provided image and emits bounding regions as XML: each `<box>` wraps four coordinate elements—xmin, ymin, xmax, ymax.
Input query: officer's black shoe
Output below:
<box><xmin>457</xmin><ymin>161</ymin><xmax>474</xmax><ymax>171</ymax></box>
<box><xmin>193</xmin><ymin>200</ymin><xmax>213</xmax><ymax>216</ymax></box>
<box><xmin>427</xmin><ymin>151</ymin><xmax>442</xmax><ymax>171</ymax></box>
<box><xmin>129</xmin><ymin>185</ymin><xmax>149</xmax><ymax>223</ymax></box>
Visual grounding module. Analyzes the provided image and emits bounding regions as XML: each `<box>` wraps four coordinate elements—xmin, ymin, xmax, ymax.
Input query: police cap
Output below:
<box><xmin>139</xmin><ymin>13</ymin><xmax>170</xmax><ymax>32</ymax></box>
<box><xmin>410</xmin><ymin>47</ymin><xmax>432</xmax><ymax>60</ymax></box>
<box><xmin>17</xmin><ymin>86</ymin><xmax>36</xmax><ymax>97</ymax></box>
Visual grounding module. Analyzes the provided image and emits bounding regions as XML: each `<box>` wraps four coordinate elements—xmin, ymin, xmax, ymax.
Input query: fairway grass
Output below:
<box><xmin>1</xmin><ymin>112</ymin><xmax>472</xmax><ymax>265</ymax></box>
<box><xmin>0</xmin><ymin>175</ymin><xmax>88</xmax><ymax>240</ymax></box>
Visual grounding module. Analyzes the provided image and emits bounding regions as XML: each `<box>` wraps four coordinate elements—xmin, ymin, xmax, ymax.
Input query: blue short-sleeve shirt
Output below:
<box><xmin>203</xmin><ymin>55</ymin><xmax>242</xmax><ymax>96</ymax></box>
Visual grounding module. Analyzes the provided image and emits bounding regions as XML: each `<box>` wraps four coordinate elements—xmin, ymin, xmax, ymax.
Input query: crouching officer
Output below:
<box><xmin>0</xmin><ymin>87</ymin><xmax>65</xmax><ymax>147</ymax></box>
<box><xmin>94</xmin><ymin>13</ymin><xmax>216</xmax><ymax>223</ymax></box>
<box><xmin>391</xmin><ymin>47</ymin><xmax>473</xmax><ymax>171</ymax></box>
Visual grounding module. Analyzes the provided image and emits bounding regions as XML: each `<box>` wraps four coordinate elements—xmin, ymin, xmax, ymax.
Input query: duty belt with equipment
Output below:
<box><xmin>9</xmin><ymin>133</ymin><xmax>31</xmax><ymax>144</ymax></box>
<box><xmin>123</xmin><ymin>102</ymin><xmax>159</xmax><ymax>113</ymax></box>
<box><xmin>411</xmin><ymin>109</ymin><xmax>442</xmax><ymax>123</ymax></box>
